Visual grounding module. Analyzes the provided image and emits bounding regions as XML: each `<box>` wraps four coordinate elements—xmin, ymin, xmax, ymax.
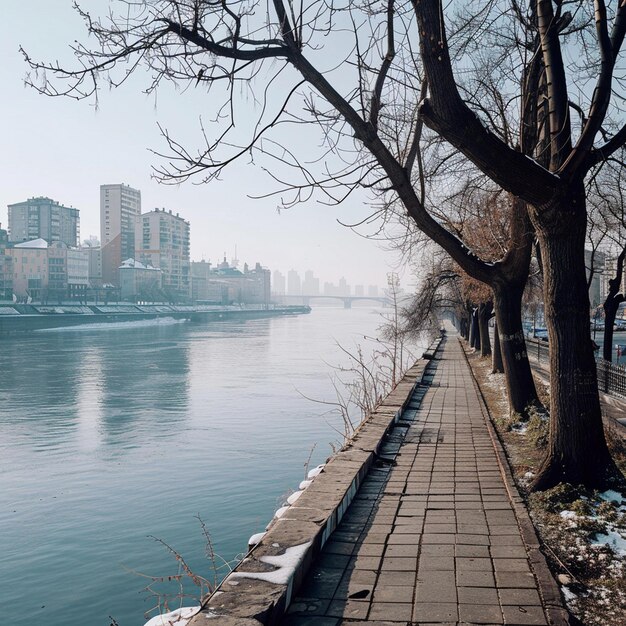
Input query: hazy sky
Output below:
<box><xmin>0</xmin><ymin>1</ymin><xmax>410</xmax><ymax>289</ymax></box>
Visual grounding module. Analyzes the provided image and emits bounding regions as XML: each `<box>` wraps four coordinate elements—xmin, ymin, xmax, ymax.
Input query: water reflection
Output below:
<box><xmin>0</xmin><ymin>308</ymin><xmax>405</xmax><ymax>626</ymax></box>
<box><xmin>0</xmin><ymin>323</ymin><xmax>191</xmax><ymax>452</ymax></box>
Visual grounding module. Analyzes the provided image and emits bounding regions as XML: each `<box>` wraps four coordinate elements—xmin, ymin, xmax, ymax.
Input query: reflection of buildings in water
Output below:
<box><xmin>75</xmin><ymin>345</ymin><xmax>104</xmax><ymax>452</ymax></box>
<box><xmin>0</xmin><ymin>326</ymin><xmax>191</xmax><ymax>452</ymax></box>
<box><xmin>0</xmin><ymin>333</ymin><xmax>83</xmax><ymax>445</ymax></box>
<box><xmin>98</xmin><ymin>325</ymin><xmax>190</xmax><ymax>444</ymax></box>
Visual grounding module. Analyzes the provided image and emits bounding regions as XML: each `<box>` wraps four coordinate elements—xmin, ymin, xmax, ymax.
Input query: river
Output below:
<box><xmin>0</xmin><ymin>306</ymin><xmax>422</xmax><ymax>626</ymax></box>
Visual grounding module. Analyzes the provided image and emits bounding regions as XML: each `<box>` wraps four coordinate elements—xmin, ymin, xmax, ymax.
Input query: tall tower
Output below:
<box><xmin>100</xmin><ymin>184</ymin><xmax>141</xmax><ymax>285</ymax></box>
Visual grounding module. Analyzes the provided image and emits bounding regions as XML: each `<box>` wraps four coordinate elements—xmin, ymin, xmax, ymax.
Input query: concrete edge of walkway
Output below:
<box><xmin>187</xmin><ymin>338</ymin><xmax>444</xmax><ymax>626</ymax></box>
<box><xmin>459</xmin><ymin>340</ymin><xmax>573</xmax><ymax>626</ymax></box>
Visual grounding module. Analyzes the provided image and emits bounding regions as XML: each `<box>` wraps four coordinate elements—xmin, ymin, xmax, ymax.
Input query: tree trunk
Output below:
<box><xmin>603</xmin><ymin>300</ymin><xmax>618</xmax><ymax>363</ymax></box>
<box><xmin>531</xmin><ymin>191</ymin><xmax>622</xmax><ymax>490</ymax></box>
<box><xmin>461</xmin><ymin>314</ymin><xmax>470</xmax><ymax>341</ymax></box>
<box><xmin>478</xmin><ymin>301</ymin><xmax>493</xmax><ymax>357</ymax></box>
<box><xmin>492</xmin><ymin>284</ymin><xmax>540</xmax><ymax>415</ymax></box>
<box><xmin>492</xmin><ymin>318</ymin><xmax>504</xmax><ymax>374</ymax></box>
<box><xmin>470</xmin><ymin>309</ymin><xmax>481</xmax><ymax>350</ymax></box>
<box><xmin>602</xmin><ymin>246</ymin><xmax>626</xmax><ymax>362</ymax></box>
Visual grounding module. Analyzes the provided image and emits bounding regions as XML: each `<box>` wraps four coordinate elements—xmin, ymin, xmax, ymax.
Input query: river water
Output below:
<box><xmin>0</xmin><ymin>306</ymin><xmax>421</xmax><ymax>626</ymax></box>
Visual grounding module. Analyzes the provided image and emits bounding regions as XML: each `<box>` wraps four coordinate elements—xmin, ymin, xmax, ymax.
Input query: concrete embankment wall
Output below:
<box><xmin>187</xmin><ymin>338</ymin><xmax>443</xmax><ymax>626</ymax></box>
<box><xmin>0</xmin><ymin>304</ymin><xmax>310</xmax><ymax>334</ymax></box>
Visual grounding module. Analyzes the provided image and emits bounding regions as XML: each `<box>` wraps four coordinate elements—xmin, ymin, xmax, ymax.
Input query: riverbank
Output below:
<box><xmin>465</xmin><ymin>347</ymin><xmax>626</xmax><ymax>625</ymax></box>
<box><xmin>0</xmin><ymin>306</ymin><xmax>404</xmax><ymax>626</ymax></box>
<box><xmin>0</xmin><ymin>302</ymin><xmax>310</xmax><ymax>333</ymax></box>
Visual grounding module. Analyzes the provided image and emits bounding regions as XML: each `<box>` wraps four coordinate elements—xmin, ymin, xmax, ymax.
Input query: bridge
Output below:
<box><xmin>273</xmin><ymin>294</ymin><xmax>389</xmax><ymax>309</ymax></box>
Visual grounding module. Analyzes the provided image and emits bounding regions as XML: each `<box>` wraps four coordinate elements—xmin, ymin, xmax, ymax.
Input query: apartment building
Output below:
<box><xmin>100</xmin><ymin>184</ymin><xmax>141</xmax><ymax>285</ymax></box>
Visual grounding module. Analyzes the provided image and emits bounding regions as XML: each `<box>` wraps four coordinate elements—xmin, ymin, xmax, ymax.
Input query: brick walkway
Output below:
<box><xmin>282</xmin><ymin>338</ymin><xmax>551</xmax><ymax>625</ymax></box>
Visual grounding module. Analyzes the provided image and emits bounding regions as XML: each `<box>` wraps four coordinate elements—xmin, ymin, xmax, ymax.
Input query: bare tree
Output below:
<box><xmin>23</xmin><ymin>0</ymin><xmax>626</xmax><ymax>489</ymax></box>
<box><xmin>585</xmin><ymin>162</ymin><xmax>626</xmax><ymax>360</ymax></box>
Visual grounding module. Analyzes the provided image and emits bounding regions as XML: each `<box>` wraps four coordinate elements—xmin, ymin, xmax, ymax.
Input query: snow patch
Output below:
<box><xmin>592</xmin><ymin>529</ymin><xmax>626</xmax><ymax>556</ymax></box>
<box><xmin>248</xmin><ymin>532</ymin><xmax>266</xmax><ymax>547</ymax></box>
<box><xmin>561</xmin><ymin>585</ymin><xmax>577</xmax><ymax>603</ymax></box>
<box><xmin>599</xmin><ymin>489</ymin><xmax>625</xmax><ymax>506</ymax></box>
<box><xmin>307</xmin><ymin>464</ymin><xmax>325</xmax><ymax>479</ymax></box>
<box><xmin>274</xmin><ymin>506</ymin><xmax>290</xmax><ymax>519</ymax></box>
<box><xmin>38</xmin><ymin>317</ymin><xmax>187</xmax><ymax>333</ymax></box>
<box><xmin>143</xmin><ymin>606</ymin><xmax>202</xmax><ymax>626</ymax></box>
<box><xmin>228</xmin><ymin>541</ymin><xmax>312</xmax><ymax>586</ymax></box>
<box><xmin>287</xmin><ymin>490</ymin><xmax>303</xmax><ymax>505</ymax></box>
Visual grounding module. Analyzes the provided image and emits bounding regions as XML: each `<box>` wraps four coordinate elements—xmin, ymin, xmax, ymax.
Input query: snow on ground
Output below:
<box><xmin>592</xmin><ymin>529</ymin><xmax>626</xmax><ymax>556</ymax></box>
<box><xmin>143</xmin><ymin>606</ymin><xmax>201</xmax><ymax>626</ymax></box>
<box><xmin>37</xmin><ymin>317</ymin><xmax>188</xmax><ymax>332</ymax></box>
<box><xmin>227</xmin><ymin>542</ymin><xmax>313</xmax><ymax>586</ymax></box>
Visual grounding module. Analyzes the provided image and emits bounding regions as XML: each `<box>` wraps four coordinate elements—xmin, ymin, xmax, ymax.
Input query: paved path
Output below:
<box><xmin>283</xmin><ymin>337</ymin><xmax>552</xmax><ymax>625</ymax></box>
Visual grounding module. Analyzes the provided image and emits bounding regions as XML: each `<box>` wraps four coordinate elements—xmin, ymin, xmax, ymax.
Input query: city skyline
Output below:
<box><xmin>2</xmin><ymin>192</ymin><xmax>388</xmax><ymax>291</ymax></box>
<box><xmin>0</xmin><ymin>1</ymin><xmax>408</xmax><ymax>290</ymax></box>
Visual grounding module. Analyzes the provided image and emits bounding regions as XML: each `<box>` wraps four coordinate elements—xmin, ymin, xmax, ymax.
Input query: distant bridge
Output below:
<box><xmin>274</xmin><ymin>294</ymin><xmax>389</xmax><ymax>309</ymax></box>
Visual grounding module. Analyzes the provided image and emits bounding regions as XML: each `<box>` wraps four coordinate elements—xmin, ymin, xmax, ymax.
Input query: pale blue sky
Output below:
<box><xmin>0</xmin><ymin>1</ymin><xmax>407</xmax><ymax>288</ymax></box>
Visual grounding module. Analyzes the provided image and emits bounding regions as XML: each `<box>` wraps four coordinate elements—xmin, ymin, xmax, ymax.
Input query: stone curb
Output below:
<box><xmin>187</xmin><ymin>339</ymin><xmax>444</xmax><ymax>625</ymax></box>
<box><xmin>460</xmin><ymin>339</ymin><xmax>573</xmax><ymax>626</ymax></box>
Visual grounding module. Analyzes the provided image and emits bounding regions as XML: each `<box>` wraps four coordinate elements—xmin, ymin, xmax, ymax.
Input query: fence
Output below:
<box><xmin>526</xmin><ymin>336</ymin><xmax>626</xmax><ymax>400</ymax></box>
<box><xmin>525</xmin><ymin>337</ymin><xmax>550</xmax><ymax>366</ymax></box>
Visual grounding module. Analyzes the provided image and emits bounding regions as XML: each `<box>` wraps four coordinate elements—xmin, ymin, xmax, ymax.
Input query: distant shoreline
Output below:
<box><xmin>0</xmin><ymin>303</ymin><xmax>311</xmax><ymax>334</ymax></box>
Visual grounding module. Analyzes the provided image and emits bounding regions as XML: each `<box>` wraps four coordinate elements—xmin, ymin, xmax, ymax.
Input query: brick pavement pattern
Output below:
<box><xmin>282</xmin><ymin>338</ymin><xmax>549</xmax><ymax>625</ymax></box>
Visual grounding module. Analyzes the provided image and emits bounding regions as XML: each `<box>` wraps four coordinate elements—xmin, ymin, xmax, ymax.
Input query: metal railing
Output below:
<box><xmin>525</xmin><ymin>336</ymin><xmax>550</xmax><ymax>365</ymax></box>
<box><xmin>526</xmin><ymin>336</ymin><xmax>626</xmax><ymax>400</ymax></box>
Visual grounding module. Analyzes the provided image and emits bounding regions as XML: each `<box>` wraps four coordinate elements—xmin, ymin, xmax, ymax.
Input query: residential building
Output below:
<box><xmin>368</xmin><ymin>285</ymin><xmax>379</xmax><ymax>297</ymax></box>
<box><xmin>67</xmin><ymin>248</ymin><xmax>90</xmax><ymax>301</ymax></box>
<box><xmin>8</xmin><ymin>196</ymin><xmax>79</xmax><ymax>246</ymax></box>
<box><xmin>243</xmin><ymin>262</ymin><xmax>271</xmax><ymax>304</ymax></box>
<box><xmin>119</xmin><ymin>258</ymin><xmax>162</xmax><ymax>301</ymax></box>
<box><xmin>191</xmin><ymin>260</ymin><xmax>213</xmax><ymax>301</ymax></box>
<box><xmin>135</xmin><ymin>208</ymin><xmax>190</xmax><ymax>299</ymax></box>
<box><xmin>6</xmin><ymin>239</ymin><xmax>90</xmax><ymax>302</ymax></box>
<box><xmin>302</xmin><ymin>270</ymin><xmax>319</xmax><ymax>295</ymax></box>
<box><xmin>287</xmin><ymin>269</ymin><xmax>301</xmax><ymax>295</ymax></box>
<box><xmin>192</xmin><ymin>257</ymin><xmax>271</xmax><ymax>304</ymax></box>
<box><xmin>272</xmin><ymin>270</ymin><xmax>286</xmax><ymax>296</ymax></box>
<box><xmin>100</xmin><ymin>184</ymin><xmax>141</xmax><ymax>285</ymax></box>
<box><xmin>0</xmin><ymin>224</ymin><xmax>12</xmax><ymax>299</ymax></box>
<box><xmin>338</xmin><ymin>277</ymin><xmax>350</xmax><ymax>296</ymax></box>
<box><xmin>83</xmin><ymin>238</ymin><xmax>103</xmax><ymax>286</ymax></box>
<box><xmin>7</xmin><ymin>239</ymin><xmax>51</xmax><ymax>301</ymax></box>
<box><xmin>354</xmin><ymin>284</ymin><xmax>364</xmax><ymax>296</ymax></box>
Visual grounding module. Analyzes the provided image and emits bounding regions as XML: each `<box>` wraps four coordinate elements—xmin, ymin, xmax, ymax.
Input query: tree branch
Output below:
<box><xmin>411</xmin><ymin>0</ymin><xmax>559</xmax><ymax>206</ymax></box>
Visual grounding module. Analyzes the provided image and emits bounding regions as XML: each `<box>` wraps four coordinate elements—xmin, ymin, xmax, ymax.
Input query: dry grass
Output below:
<box><xmin>466</xmin><ymin>350</ymin><xmax>626</xmax><ymax>626</ymax></box>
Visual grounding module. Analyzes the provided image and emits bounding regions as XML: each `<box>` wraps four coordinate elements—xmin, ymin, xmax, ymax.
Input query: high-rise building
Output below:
<box><xmin>135</xmin><ymin>208</ymin><xmax>190</xmax><ymax>299</ymax></box>
<box><xmin>302</xmin><ymin>270</ymin><xmax>320</xmax><ymax>295</ymax></box>
<box><xmin>287</xmin><ymin>269</ymin><xmax>301</xmax><ymax>295</ymax></box>
<box><xmin>100</xmin><ymin>184</ymin><xmax>141</xmax><ymax>285</ymax></box>
<box><xmin>354</xmin><ymin>284</ymin><xmax>364</xmax><ymax>296</ymax></box>
<box><xmin>338</xmin><ymin>276</ymin><xmax>350</xmax><ymax>296</ymax></box>
<box><xmin>0</xmin><ymin>224</ymin><xmax>12</xmax><ymax>300</ymax></box>
<box><xmin>8</xmin><ymin>197</ymin><xmax>79</xmax><ymax>246</ymax></box>
<box><xmin>368</xmin><ymin>285</ymin><xmax>379</xmax><ymax>297</ymax></box>
<box><xmin>272</xmin><ymin>270</ymin><xmax>286</xmax><ymax>295</ymax></box>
